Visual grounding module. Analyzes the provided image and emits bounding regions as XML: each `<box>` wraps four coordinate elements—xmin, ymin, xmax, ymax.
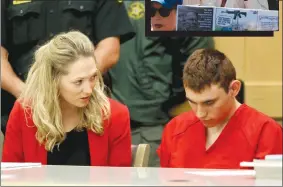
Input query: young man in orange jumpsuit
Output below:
<box><xmin>157</xmin><ymin>49</ymin><xmax>282</xmax><ymax>169</ymax></box>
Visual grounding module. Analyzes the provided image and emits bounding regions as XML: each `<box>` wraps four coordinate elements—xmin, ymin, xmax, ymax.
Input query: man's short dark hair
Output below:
<box><xmin>183</xmin><ymin>49</ymin><xmax>236</xmax><ymax>93</ymax></box>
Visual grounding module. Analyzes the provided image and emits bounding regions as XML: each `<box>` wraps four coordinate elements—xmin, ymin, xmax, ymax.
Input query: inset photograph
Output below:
<box><xmin>146</xmin><ymin>0</ymin><xmax>279</xmax><ymax>36</ymax></box>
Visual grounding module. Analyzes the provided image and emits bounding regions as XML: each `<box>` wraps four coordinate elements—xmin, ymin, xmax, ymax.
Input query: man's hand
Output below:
<box><xmin>94</xmin><ymin>37</ymin><xmax>120</xmax><ymax>73</ymax></box>
<box><xmin>1</xmin><ymin>46</ymin><xmax>25</xmax><ymax>98</ymax></box>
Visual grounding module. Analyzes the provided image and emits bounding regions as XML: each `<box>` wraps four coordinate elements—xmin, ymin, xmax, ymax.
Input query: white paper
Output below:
<box><xmin>265</xmin><ymin>155</ymin><xmax>282</xmax><ymax>161</ymax></box>
<box><xmin>1</xmin><ymin>162</ymin><xmax>41</xmax><ymax>170</ymax></box>
<box><xmin>185</xmin><ymin>170</ymin><xmax>255</xmax><ymax>176</ymax></box>
<box><xmin>240</xmin><ymin>161</ymin><xmax>282</xmax><ymax>168</ymax></box>
<box><xmin>1</xmin><ymin>174</ymin><xmax>16</xmax><ymax>180</ymax></box>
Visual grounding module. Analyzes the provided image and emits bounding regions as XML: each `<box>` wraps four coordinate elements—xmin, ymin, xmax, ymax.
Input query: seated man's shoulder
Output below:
<box><xmin>164</xmin><ymin>110</ymin><xmax>199</xmax><ymax>136</ymax></box>
<box><xmin>240</xmin><ymin>104</ymin><xmax>281</xmax><ymax>130</ymax></box>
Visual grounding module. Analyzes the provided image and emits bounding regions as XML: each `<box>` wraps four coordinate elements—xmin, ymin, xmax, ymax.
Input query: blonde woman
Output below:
<box><xmin>2</xmin><ymin>31</ymin><xmax>132</xmax><ymax>166</ymax></box>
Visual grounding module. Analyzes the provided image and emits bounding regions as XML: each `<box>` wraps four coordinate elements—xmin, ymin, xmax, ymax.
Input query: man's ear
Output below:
<box><xmin>229</xmin><ymin>80</ymin><xmax>241</xmax><ymax>97</ymax></box>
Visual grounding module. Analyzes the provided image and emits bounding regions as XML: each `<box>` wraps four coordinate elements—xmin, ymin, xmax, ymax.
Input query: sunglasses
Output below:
<box><xmin>151</xmin><ymin>7</ymin><xmax>174</xmax><ymax>18</ymax></box>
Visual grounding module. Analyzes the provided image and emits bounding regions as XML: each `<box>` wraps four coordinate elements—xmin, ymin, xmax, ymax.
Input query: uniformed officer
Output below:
<box><xmin>1</xmin><ymin>0</ymin><xmax>135</xmax><ymax>134</ymax></box>
<box><xmin>151</xmin><ymin>0</ymin><xmax>183</xmax><ymax>31</ymax></box>
<box><xmin>109</xmin><ymin>0</ymin><xmax>214</xmax><ymax>167</ymax></box>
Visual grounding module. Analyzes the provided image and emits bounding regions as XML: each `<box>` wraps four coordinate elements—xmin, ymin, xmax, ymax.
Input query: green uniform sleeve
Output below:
<box><xmin>94</xmin><ymin>0</ymin><xmax>135</xmax><ymax>44</ymax></box>
<box><xmin>162</xmin><ymin>37</ymin><xmax>215</xmax><ymax>114</ymax></box>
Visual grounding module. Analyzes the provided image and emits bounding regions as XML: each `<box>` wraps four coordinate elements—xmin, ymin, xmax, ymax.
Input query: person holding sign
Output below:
<box><xmin>151</xmin><ymin>0</ymin><xmax>183</xmax><ymax>31</ymax></box>
<box><xmin>157</xmin><ymin>49</ymin><xmax>282</xmax><ymax>169</ymax></box>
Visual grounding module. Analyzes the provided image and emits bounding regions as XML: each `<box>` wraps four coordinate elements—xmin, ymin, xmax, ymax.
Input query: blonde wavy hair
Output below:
<box><xmin>19</xmin><ymin>31</ymin><xmax>110</xmax><ymax>152</ymax></box>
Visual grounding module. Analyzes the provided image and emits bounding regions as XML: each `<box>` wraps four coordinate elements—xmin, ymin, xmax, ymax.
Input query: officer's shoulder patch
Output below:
<box><xmin>127</xmin><ymin>1</ymin><xmax>145</xmax><ymax>20</ymax></box>
<box><xmin>13</xmin><ymin>0</ymin><xmax>31</xmax><ymax>5</ymax></box>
